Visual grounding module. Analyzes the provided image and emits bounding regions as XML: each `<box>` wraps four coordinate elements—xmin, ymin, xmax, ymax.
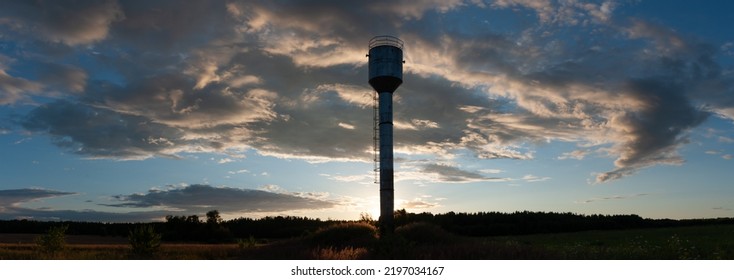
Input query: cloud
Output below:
<box><xmin>558</xmin><ymin>149</ymin><xmax>589</xmax><ymax>160</ymax></box>
<box><xmin>35</xmin><ymin>63</ymin><xmax>88</xmax><ymax>93</ymax></box>
<box><xmin>400</xmin><ymin>198</ymin><xmax>440</xmax><ymax>210</ymax></box>
<box><xmin>322</xmin><ymin>173</ymin><xmax>374</xmax><ymax>183</ymax></box>
<box><xmin>595</xmin><ymin>79</ymin><xmax>709</xmax><ymax>182</ymax></box>
<box><xmin>419</xmin><ymin>163</ymin><xmax>508</xmax><ymax>183</ymax></box>
<box><xmin>576</xmin><ymin>193</ymin><xmax>649</xmax><ymax>204</ymax></box>
<box><xmin>338</xmin><ymin>122</ymin><xmax>356</xmax><ymax>130</ymax></box>
<box><xmin>3</xmin><ymin>0</ymin><xmax>734</xmax><ymax>185</ymax></box>
<box><xmin>22</xmin><ymin>101</ymin><xmax>196</xmax><ymax>160</ymax></box>
<box><xmin>0</xmin><ymin>0</ymin><xmax>123</xmax><ymax>46</ymax></box>
<box><xmin>625</xmin><ymin>18</ymin><xmax>687</xmax><ymax>53</ymax></box>
<box><xmin>104</xmin><ymin>184</ymin><xmax>336</xmax><ymax>213</ymax></box>
<box><xmin>0</xmin><ymin>68</ymin><xmax>43</xmax><ymax>105</ymax></box>
<box><xmin>491</xmin><ymin>0</ymin><xmax>617</xmax><ymax>25</ymax></box>
<box><xmin>522</xmin><ymin>174</ymin><xmax>551</xmax><ymax>182</ymax></box>
<box><xmin>0</xmin><ymin>188</ymin><xmax>77</xmax><ymax>209</ymax></box>
<box><xmin>0</xmin><ymin>188</ymin><xmax>137</xmax><ymax>221</ymax></box>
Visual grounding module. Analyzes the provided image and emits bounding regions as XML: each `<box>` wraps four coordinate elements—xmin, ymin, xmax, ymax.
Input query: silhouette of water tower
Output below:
<box><xmin>368</xmin><ymin>35</ymin><xmax>403</xmax><ymax>234</ymax></box>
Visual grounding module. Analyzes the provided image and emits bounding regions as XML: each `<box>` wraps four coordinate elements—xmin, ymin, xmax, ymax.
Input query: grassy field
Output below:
<box><xmin>488</xmin><ymin>224</ymin><xmax>734</xmax><ymax>259</ymax></box>
<box><xmin>1</xmin><ymin>223</ymin><xmax>733</xmax><ymax>260</ymax></box>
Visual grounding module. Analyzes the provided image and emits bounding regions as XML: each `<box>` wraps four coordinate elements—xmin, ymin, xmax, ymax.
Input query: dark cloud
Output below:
<box><xmin>0</xmin><ymin>0</ymin><xmax>123</xmax><ymax>45</ymax></box>
<box><xmin>0</xmin><ymin>188</ymin><xmax>77</xmax><ymax>208</ymax></box>
<box><xmin>105</xmin><ymin>184</ymin><xmax>336</xmax><ymax>212</ymax></box>
<box><xmin>596</xmin><ymin>79</ymin><xmax>709</xmax><ymax>182</ymax></box>
<box><xmin>111</xmin><ymin>0</ymin><xmax>232</xmax><ymax>51</ymax></box>
<box><xmin>420</xmin><ymin>163</ymin><xmax>506</xmax><ymax>183</ymax></box>
<box><xmin>22</xmin><ymin>100</ymin><xmax>193</xmax><ymax>159</ymax></box>
<box><xmin>35</xmin><ymin>62</ymin><xmax>88</xmax><ymax>93</ymax></box>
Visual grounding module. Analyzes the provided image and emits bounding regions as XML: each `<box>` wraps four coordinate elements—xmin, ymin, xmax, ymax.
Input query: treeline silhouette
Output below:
<box><xmin>2</xmin><ymin>210</ymin><xmax>733</xmax><ymax>243</ymax></box>
<box><xmin>393</xmin><ymin>210</ymin><xmax>734</xmax><ymax>236</ymax></box>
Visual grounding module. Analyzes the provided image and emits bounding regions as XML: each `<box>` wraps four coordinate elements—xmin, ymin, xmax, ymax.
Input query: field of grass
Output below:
<box><xmin>490</xmin><ymin>224</ymin><xmax>734</xmax><ymax>259</ymax></box>
<box><xmin>1</xmin><ymin>223</ymin><xmax>733</xmax><ymax>260</ymax></box>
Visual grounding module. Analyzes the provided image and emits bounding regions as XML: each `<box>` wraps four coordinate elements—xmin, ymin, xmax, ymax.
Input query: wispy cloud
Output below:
<box><xmin>522</xmin><ymin>174</ymin><xmax>551</xmax><ymax>183</ymax></box>
<box><xmin>419</xmin><ymin>163</ymin><xmax>509</xmax><ymax>183</ymax></box>
<box><xmin>0</xmin><ymin>188</ymin><xmax>77</xmax><ymax>209</ymax></box>
<box><xmin>575</xmin><ymin>193</ymin><xmax>649</xmax><ymax>204</ymax></box>
<box><xmin>558</xmin><ymin>149</ymin><xmax>589</xmax><ymax>160</ymax></box>
<box><xmin>321</xmin><ymin>173</ymin><xmax>373</xmax><ymax>183</ymax></box>
<box><xmin>399</xmin><ymin>198</ymin><xmax>440</xmax><ymax>210</ymax></box>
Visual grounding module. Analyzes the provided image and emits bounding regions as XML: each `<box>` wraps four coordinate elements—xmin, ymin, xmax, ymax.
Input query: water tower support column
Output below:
<box><xmin>379</xmin><ymin>91</ymin><xmax>394</xmax><ymax>234</ymax></box>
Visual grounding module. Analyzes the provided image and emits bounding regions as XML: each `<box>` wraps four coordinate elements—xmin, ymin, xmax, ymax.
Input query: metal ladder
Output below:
<box><xmin>373</xmin><ymin>91</ymin><xmax>379</xmax><ymax>184</ymax></box>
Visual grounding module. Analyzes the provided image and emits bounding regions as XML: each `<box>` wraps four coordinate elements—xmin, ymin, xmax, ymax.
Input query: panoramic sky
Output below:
<box><xmin>1</xmin><ymin>0</ymin><xmax>734</xmax><ymax>222</ymax></box>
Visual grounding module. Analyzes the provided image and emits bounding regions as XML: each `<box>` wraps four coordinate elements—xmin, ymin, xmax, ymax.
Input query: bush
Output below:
<box><xmin>309</xmin><ymin>222</ymin><xmax>378</xmax><ymax>248</ymax></box>
<box><xmin>395</xmin><ymin>222</ymin><xmax>455</xmax><ymax>244</ymax></box>
<box><xmin>237</xmin><ymin>235</ymin><xmax>257</xmax><ymax>249</ymax></box>
<box><xmin>129</xmin><ymin>225</ymin><xmax>162</xmax><ymax>258</ymax></box>
<box><xmin>36</xmin><ymin>224</ymin><xmax>68</xmax><ymax>257</ymax></box>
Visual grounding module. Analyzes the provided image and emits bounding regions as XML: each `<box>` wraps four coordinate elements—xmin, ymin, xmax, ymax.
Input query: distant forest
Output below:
<box><xmin>2</xmin><ymin>210</ymin><xmax>733</xmax><ymax>243</ymax></box>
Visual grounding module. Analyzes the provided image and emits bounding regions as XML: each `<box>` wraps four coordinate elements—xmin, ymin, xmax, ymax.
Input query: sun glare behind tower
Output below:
<box><xmin>368</xmin><ymin>35</ymin><xmax>403</xmax><ymax>235</ymax></box>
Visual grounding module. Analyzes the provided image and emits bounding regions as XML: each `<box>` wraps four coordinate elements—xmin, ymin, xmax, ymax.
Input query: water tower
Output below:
<box><xmin>368</xmin><ymin>35</ymin><xmax>403</xmax><ymax>234</ymax></box>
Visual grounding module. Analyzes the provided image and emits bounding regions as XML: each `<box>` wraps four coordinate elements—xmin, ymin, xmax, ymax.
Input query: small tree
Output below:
<box><xmin>36</xmin><ymin>224</ymin><xmax>69</xmax><ymax>257</ymax></box>
<box><xmin>129</xmin><ymin>225</ymin><xmax>162</xmax><ymax>258</ymax></box>
<box><xmin>206</xmin><ymin>210</ymin><xmax>222</xmax><ymax>225</ymax></box>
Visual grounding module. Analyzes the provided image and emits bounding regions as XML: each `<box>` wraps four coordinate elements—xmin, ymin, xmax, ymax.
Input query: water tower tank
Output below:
<box><xmin>368</xmin><ymin>36</ymin><xmax>403</xmax><ymax>93</ymax></box>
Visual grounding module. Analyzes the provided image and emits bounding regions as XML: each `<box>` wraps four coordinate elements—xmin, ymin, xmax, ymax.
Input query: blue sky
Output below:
<box><xmin>1</xmin><ymin>0</ymin><xmax>734</xmax><ymax>222</ymax></box>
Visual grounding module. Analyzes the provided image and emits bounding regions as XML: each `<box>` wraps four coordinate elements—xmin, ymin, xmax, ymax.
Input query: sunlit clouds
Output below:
<box><xmin>1</xmin><ymin>1</ymin><xmax>734</xmax><ymax>221</ymax></box>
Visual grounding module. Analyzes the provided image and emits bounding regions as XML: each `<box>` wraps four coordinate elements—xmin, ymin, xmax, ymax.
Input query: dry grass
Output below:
<box><xmin>312</xmin><ymin>247</ymin><xmax>369</xmax><ymax>260</ymax></box>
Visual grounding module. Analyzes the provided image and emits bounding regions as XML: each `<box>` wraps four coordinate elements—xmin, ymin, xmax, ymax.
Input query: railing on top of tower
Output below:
<box><xmin>369</xmin><ymin>35</ymin><xmax>404</xmax><ymax>50</ymax></box>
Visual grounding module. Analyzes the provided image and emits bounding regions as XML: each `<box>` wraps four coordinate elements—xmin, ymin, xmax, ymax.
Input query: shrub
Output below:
<box><xmin>309</xmin><ymin>222</ymin><xmax>378</xmax><ymax>248</ymax></box>
<box><xmin>395</xmin><ymin>222</ymin><xmax>455</xmax><ymax>244</ymax></box>
<box><xmin>36</xmin><ymin>224</ymin><xmax>68</xmax><ymax>257</ymax></box>
<box><xmin>129</xmin><ymin>225</ymin><xmax>162</xmax><ymax>258</ymax></box>
<box><xmin>237</xmin><ymin>235</ymin><xmax>257</xmax><ymax>250</ymax></box>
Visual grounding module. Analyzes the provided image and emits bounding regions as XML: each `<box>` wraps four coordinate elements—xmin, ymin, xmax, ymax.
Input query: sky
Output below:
<box><xmin>1</xmin><ymin>0</ymin><xmax>734</xmax><ymax>222</ymax></box>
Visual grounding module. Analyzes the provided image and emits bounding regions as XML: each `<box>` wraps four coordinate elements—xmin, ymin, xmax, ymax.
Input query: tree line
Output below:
<box><xmin>2</xmin><ymin>210</ymin><xmax>733</xmax><ymax>242</ymax></box>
